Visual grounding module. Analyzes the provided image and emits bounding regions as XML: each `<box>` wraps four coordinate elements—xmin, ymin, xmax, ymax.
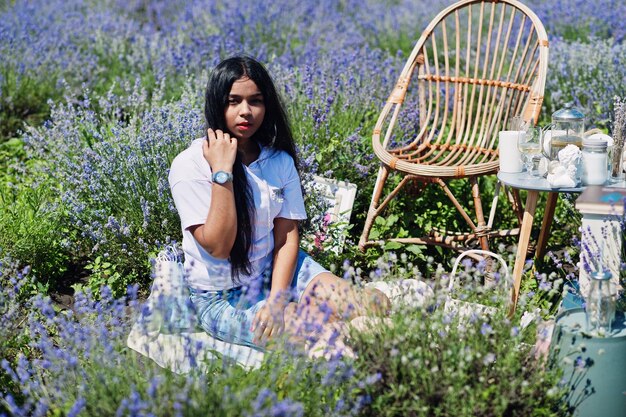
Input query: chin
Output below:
<box><xmin>232</xmin><ymin>129</ymin><xmax>257</xmax><ymax>141</ymax></box>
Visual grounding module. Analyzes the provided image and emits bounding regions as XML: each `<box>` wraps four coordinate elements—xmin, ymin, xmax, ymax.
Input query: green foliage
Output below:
<box><xmin>86</xmin><ymin>33</ymin><xmax>190</xmax><ymax>105</ymax></box>
<box><xmin>361</xmin><ymin>173</ymin><xmax>521</xmax><ymax>269</ymax></box>
<box><xmin>78</xmin><ymin>256</ymin><xmax>131</xmax><ymax>299</ymax></box>
<box><xmin>0</xmin><ymin>179</ymin><xmax>70</xmax><ymax>288</ymax></box>
<box><xmin>374</xmin><ymin>29</ymin><xmax>422</xmax><ymax>57</ymax></box>
<box><xmin>0</xmin><ymin>272</ymin><xmax>571</xmax><ymax>417</ymax></box>
<box><xmin>0</xmin><ymin>138</ymin><xmax>26</xmax><ymax>171</ymax></box>
<box><xmin>351</xmin><ymin>308</ymin><xmax>568</xmax><ymax>417</ymax></box>
<box><xmin>288</xmin><ymin>90</ymin><xmax>380</xmax><ymax>182</ymax></box>
<box><xmin>0</xmin><ymin>263</ymin><xmax>35</xmax><ymax>407</ymax></box>
<box><xmin>0</xmin><ymin>65</ymin><xmax>59</xmax><ymax>143</ymax></box>
<box><xmin>18</xmin><ymin>80</ymin><xmax>203</xmax><ymax>297</ymax></box>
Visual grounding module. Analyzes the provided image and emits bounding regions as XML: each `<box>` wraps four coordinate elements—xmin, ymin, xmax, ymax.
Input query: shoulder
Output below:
<box><xmin>169</xmin><ymin>138</ymin><xmax>208</xmax><ymax>185</ymax></box>
<box><xmin>260</xmin><ymin>148</ymin><xmax>296</xmax><ymax>169</ymax></box>
<box><xmin>259</xmin><ymin>148</ymin><xmax>301</xmax><ymax>188</ymax></box>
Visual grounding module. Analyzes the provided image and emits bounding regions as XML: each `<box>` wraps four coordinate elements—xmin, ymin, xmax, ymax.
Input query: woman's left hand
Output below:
<box><xmin>252</xmin><ymin>300</ymin><xmax>286</xmax><ymax>345</ymax></box>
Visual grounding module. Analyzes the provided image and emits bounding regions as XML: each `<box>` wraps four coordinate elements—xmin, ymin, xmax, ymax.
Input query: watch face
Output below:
<box><xmin>214</xmin><ymin>171</ymin><xmax>231</xmax><ymax>184</ymax></box>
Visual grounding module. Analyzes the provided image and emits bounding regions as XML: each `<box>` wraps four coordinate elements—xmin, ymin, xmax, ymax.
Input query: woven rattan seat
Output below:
<box><xmin>359</xmin><ymin>0</ymin><xmax>548</xmax><ymax>253</ymax></box>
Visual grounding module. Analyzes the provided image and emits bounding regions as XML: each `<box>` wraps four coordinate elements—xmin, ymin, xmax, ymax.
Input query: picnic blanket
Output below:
<box><xmin>126</xmin><ymin>247</ymin><xmax>264</xmax><ymax>373</ymax></box>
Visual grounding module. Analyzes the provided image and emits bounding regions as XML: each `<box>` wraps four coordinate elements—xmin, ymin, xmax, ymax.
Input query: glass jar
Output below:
<box><xmin>582</xmin><ymin>137</ymin><xmax>608</xmax><ymax>185</ymax></box>
<box><xmin>549</xmin><ymin>103</ymin><xmax>585</xmax><ymax>160</ymax></box>
<box><xmin>586</xmin><ymin>270</ymin><xmax>616</xmax><ymax>335</ymax></box>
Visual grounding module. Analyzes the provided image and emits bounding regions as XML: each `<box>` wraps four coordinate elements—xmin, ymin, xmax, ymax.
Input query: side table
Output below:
<box><xmin>497</xmin><ymin>172</ymin><xmax>582</xmax><ymax>315</ymax></box>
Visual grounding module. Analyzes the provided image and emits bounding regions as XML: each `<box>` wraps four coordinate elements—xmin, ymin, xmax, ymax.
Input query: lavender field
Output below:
<box><xmin>1</xmin><ymin>0</ymin><xmax>625</xmax><ymax>416</ymax></box>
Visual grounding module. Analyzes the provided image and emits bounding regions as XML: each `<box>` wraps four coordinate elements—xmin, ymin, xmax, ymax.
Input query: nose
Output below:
<box><xmin>239</xmin><ymin>101</ymin><xmax>252</xmax><ymax>116</ymax></box>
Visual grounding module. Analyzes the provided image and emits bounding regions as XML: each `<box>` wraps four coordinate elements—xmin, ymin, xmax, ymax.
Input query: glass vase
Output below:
<box><xmin>586</xmin><ymin>270</ymin><xmax>616</xmax><ymax>335</ymax></box>
<box><xmin>609</xmin><ymin>143</ymin><xmax>624</xmax><ymax>182</ymax></box>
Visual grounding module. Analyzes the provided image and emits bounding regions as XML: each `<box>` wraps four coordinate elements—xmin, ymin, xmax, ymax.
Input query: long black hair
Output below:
<box><xmin>204</xmin><ymin>55</ymin><xmax>298</xmax><ymax>279</ymax></box>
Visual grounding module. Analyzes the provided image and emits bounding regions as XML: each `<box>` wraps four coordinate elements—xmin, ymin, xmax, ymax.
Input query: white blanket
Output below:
<box><xmin>126</xmin><ymin>248</ymin><xmax>264</xmax><ymax>373</ymax></box>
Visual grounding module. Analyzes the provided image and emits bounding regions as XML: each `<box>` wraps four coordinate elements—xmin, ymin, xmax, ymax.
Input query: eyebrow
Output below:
<box><xmin>228</xmin><ymin>92</ymin><xmax>263</xmax><ymax>98</ymax></box>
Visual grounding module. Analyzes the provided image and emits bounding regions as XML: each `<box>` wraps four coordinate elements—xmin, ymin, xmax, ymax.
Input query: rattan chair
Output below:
<box><xmin>359</xmin><ymin>0</ymin><xmax>548</xmax><ymax>254</ymax></box>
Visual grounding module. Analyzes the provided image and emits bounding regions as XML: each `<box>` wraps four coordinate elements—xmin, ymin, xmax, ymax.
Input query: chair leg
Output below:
<box><xmin>435</xmin><ymin>178</ymin><xmax>478</xmax><ymax>231</ymax></box>
<box><xmin>433</xmin><ymin>177</ymin><xmax>492</xmax><ymax>251</ymax></box>
<box><xmin>486</xmin><ymin>181</ymin><xmax>501</xmax><ymax>230</ymax></box>
<box><xmin>505</xmin><ymin>186</ymin><xmax>524</xmax><ymax>225</ymax></box>
<box><xmin>470</xmin><ymin>177</ymin><xmax>489</xmax><ymax>251</ymax></box>
<box><xmin>358</xmin><ymin>165</ymin><xmax>390</xmax><ymax>251</ymax></box>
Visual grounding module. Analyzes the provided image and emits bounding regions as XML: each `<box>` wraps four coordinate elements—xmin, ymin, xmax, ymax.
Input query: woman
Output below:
<box><xmin>168</xmin><ymin>56</ymin><xmax>390</xmax><ymax>351</ymax></box>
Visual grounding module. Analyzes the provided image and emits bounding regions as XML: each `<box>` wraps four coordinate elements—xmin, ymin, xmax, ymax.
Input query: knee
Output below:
<box><xmin>364</xmin><ymin>288</ymin><xmax>392</xmax><ymax>315</ymax></box>
<box><xmin>305</xmin><ymin>273</ymin><xmax>348</xmax><ymax>299</ymax></box>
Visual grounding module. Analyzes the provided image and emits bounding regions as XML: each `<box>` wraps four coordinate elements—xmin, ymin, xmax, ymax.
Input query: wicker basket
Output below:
<box><xmin>444</xmin><ymin>249</ymin><xmax>511</xmax><ymax>319</ymax></box>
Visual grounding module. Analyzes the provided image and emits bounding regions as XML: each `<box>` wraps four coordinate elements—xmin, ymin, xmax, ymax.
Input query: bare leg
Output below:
<box><xmin>280</xmin><ymin>301</ymin><xmax>329</xmax><ymax>345</ymax></box>
<box><xmin>277</xmin><ymin>301</ymin><xmax>353</xmax><ymax>358</ymax></box>
<box><xmin>275</xmin><ymin>273</ymin><xmax>391</xmax><ymax>358</ymax></box>
<box><xmin>299</xmin><ymin>272</ymin><xmax>391</xmax><ymax>321</ymax></box>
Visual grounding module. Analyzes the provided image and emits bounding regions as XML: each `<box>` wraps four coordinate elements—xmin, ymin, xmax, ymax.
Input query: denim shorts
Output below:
<box><xmin>189</xmin><ymin>250</ymin><xmax>329</xmax><ymax>349</ymax></box>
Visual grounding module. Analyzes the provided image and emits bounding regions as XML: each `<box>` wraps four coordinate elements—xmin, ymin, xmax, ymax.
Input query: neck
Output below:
<box><xmin>239</xmin><ymin>140</ymin><xmax>260</xmax><ymax>165</ymax></box>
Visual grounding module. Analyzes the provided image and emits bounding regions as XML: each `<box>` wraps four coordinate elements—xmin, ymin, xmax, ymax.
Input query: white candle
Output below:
<box><xmin>498</xmin><ymin>131</ymin><xmax>523</xmax><ymax>173</ymax></box>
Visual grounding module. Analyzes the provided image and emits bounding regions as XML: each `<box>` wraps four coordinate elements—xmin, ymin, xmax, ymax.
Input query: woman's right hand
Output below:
<box><xmin>203</xmin><ymin>128</ymin><xmax>238</xmax><ymax>172</ymax></box>
<box><xmin>251</xmin><ymin>300</ymin><xmax>286</xmax><ymax>345</ymax></box>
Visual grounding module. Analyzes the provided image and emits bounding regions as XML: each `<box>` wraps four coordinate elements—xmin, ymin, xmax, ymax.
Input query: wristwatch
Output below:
<box><xmin>212</xmin><ymin>170</ymin><xmax>233</xmax><ymax>184</ymax></box>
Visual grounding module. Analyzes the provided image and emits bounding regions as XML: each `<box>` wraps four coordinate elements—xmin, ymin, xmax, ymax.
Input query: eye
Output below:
<box><xmin>228</xmin><ymin>98</ymin><xmax>238</xmax><ymax>105</ymax></box>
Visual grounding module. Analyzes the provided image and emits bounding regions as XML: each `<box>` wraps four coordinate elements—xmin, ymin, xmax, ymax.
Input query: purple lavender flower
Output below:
<box><xmin>480</xmin><ymin>322</ymin><xmax>493</xmax><ymax>335</ymax></box>
<box><xmin>539</xmin><ymin>280</ymin><xmax>552</xmax><ymax>291</ymax></box>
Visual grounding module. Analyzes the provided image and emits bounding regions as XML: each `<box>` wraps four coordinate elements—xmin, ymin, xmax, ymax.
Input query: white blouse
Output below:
<box><xmin>168</xmin><ymin>138</ymin><xmax>307</xmax><ymax>290</ymax></box>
